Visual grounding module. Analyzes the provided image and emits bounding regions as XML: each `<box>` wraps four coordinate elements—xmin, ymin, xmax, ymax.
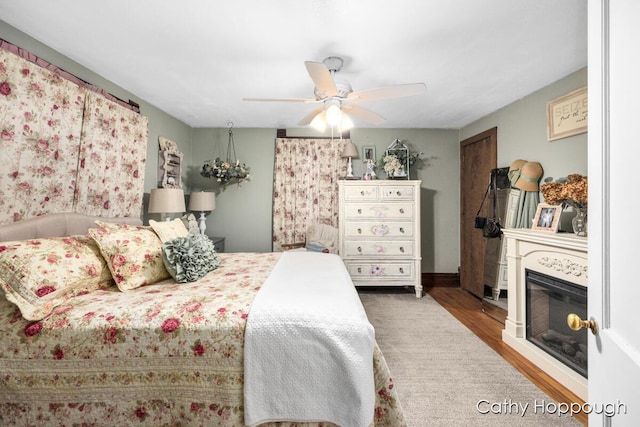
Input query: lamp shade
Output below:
<box><xmin>188</xmin><ymin>191</ymin><xmax>216</xmax><ymax>212</ymax></box>
<box><xmin>341</xmin><ymin>142</ymin><xmax>359</xmax><ymax>158</ymax></box>
<box><xmin>148</xmin><ymin>188</ymin><xmax>186</xmax><ymax>214</ymax></box>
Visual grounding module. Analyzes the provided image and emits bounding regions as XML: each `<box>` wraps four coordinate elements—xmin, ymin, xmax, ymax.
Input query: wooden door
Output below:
<box><xmin>460</xmin><ymin>128</ymin><xmax>497</xmax><ymax>298</ymax></box>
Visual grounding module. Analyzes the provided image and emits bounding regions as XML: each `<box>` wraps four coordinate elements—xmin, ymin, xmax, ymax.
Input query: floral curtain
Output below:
<box><xmin>73</xmin><ymin>92</ymin><xmax>148</xmax><ymax>217</ymax></box>
<box><xmin>0</xmin><ymin>46</ymin><xmax>147</xmax><ymax>225</ymax></box>
<box><xmin>272</xmin><ymin>137</ymin><xmax>348</xmax><ymax>251</ymax></box>
<box><xmin>0</xmin><ymin>49</ymin><xmax>86</xmax><ymax>222</ymax></box>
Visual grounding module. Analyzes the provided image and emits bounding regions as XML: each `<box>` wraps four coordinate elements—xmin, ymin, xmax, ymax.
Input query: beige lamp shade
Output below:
<box><xmin>341</xmin><ymin>142</ymin><xmax>359</xmax><ymax>158</ymax></box>
<box><xmin>188</xmin><ymin>191</ymin><xmax>216</xmax><ymax>212</ymax></box>
<box><xmin>148</xmin><ymin>188</ymin><xmax>186</xmax><ymax>214</ymax></box>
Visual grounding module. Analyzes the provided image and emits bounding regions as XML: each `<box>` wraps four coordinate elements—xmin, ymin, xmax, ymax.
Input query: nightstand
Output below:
<box><xmin>209</xmin><ymin>236</ymin><xmax>225</xmax><ymax>253</ymax></box>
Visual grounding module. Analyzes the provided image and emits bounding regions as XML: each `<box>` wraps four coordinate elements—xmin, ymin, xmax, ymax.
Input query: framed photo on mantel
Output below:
<box><xmin>532</xmin><ymin>203</ymin><xmax>562</xmax><ymax>233</ymax></box>
<box><xmin>546</xmin><ymin>86</ymin><xmax>588</xmax><ymax>141</ymax></box>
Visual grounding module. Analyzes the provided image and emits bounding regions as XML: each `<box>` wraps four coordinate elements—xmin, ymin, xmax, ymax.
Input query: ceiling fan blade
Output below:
<box><xmin>298</xmin><ymin>106</ymin><xmax>325</xmax><ymax>126</ymax></box>
<box><xmin>343</xmin><ymin>104</ymin><xmax>385</xmax><ymax>125</ymax></box>
<box><xmin>304</xmin><ymin>61</ymin><xmax>338</xmax><ymax>99</ymax></box>
<box><xmin>347</xmin><ymin>83</ymin><xmax>426</xmax><ymax>103</ymax></box>
<box><xmin>243</xmin><ymin>97</ymin><xmax>314</xmax><ymax>103</ymax></box>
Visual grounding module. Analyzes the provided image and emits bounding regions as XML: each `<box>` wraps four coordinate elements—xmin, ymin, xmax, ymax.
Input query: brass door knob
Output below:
<box><xmin>567</xmin><ymin>313</ymin><xmax>598</xmax><ymax>335</ymax></box>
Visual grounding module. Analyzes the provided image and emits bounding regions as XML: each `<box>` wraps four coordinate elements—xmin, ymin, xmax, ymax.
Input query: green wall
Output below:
<box><xmin>188</xmin><ymin>127</ymin><xmax>460</xmax><ymax>272</ymax></box>
<box><xmin>460</xmin><ymin>67</ymin><xmax>588</xmax><ymax>230</ymax></box>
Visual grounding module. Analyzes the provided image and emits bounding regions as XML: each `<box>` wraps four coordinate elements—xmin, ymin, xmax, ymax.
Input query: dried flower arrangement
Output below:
<box><xmin>540</xmin><ymin>174</ymin><xmax>588</xmax><ymax>209</ymax></box>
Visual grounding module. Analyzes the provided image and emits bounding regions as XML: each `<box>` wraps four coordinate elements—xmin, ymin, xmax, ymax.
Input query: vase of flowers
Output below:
<box><xmin>540</xmin><ymin>174</ymin><xmax>588</xmax><ymax>236</ymax></box>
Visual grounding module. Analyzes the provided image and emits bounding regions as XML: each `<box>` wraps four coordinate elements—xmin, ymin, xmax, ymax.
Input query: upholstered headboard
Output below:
<box><xmin>0</xmin><ymin>213</ymin><xmax>143</xmax><ymax>242</ymax></box>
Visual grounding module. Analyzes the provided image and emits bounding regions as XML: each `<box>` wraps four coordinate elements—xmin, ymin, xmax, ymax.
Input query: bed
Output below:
<box><xmin>0</xmin><ymin>214</ymin><xmax>406</xmax><ymax>426</ymax></box>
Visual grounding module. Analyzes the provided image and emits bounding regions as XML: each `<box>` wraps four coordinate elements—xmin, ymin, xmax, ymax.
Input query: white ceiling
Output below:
<box><xmin>0</xmin><ymin>0</ymin><xmax>587</xmax><ymax>129</ymax></box>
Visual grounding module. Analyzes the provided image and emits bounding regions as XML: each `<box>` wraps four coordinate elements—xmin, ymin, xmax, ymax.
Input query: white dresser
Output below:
<box><xmin>338</xmin><ymin>180</ymin><xmax>422</xmax><ymax>297</ymax></box>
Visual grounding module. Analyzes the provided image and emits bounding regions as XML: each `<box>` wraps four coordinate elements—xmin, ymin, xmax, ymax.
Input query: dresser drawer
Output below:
<box><xmin>343</xmin><ymin>202</ymin><xmax>415</xmax><ymax>219</ymax></box>
<box><xmin>345</xmin><ymin>261</ymin><xmax>415</xmax><ymax>279</ymax></box>
<box><xmin>344</xmin><ymin>240</ymin><xmax>414</xmax><ymax>256</ymax></box>
<box><xmin>343</xmin><ymin>185</ymin><xmax>379</xmax><ymax>201</ymax></box>
<box><xmin>344</xmin><ymin>221</ymin><xmax>414</xmax><ymax>238</ymax></box>
<box><xmin>380</xmin><ymin>185</ymin><xmax>415</xmax><ymax>200</ymax></box>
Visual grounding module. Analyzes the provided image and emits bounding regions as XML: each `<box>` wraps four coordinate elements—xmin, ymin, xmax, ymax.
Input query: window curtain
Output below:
<box><xmin>0</xmin><ymin>44</ymin><xmax>147</xmax><ymax>225</ymax></box>
<box><xmin>272</xmin><ymin>137</ymin><xmax>348</xmax><ymax>251</ymax></box>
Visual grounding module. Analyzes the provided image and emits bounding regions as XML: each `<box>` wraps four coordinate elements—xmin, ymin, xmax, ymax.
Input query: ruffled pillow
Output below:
<box><xmin>162</xmin><ymin>234</ymin><xmax>220</xmax><ymax>283</ymax></box>
<box><xmin>0</xmin><ymin>235</ymin><xmax>113</xmax><ymax>320</ymax></box>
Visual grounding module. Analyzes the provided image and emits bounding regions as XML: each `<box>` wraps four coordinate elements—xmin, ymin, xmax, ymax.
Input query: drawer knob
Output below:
<box><xmin>357</xmin><ymin>208</ymin><xmax>362</xmax><ymax>214</ymax></box>
<box><xmin>400</xmin><ymin>247</ymin><xmax>405</xmax><ymax>253</ymax></box>
<box><xmin>357</xmin><ymin>246</ymin><xmax>362</xmax><ymax>253</ymax></box>
<box><xmin>396</xmin><ymin>191</ymin><xmax>401</xmax><ymax>196</ymax></box>
<box><xmin>357</xmin><ymin>228</ymin><xmax>362</xmax><ymax>234</ymax></box>
<box><xmin>399</xmin><ymin>267</ymin><xmax>404</xmax><ymax>274</ymax></box>
<box><xmin>360</xmin><ymin>190</ymin><xmax>365</xmax><ymax>196</ymax></box>
<box><xmin>399</xmin><ymin>227</ymin><xmax>405</xmax><ymax>233</ymax></box>
<box><xmin>399</xmin><ymin>208</ymin><xmax>405</xmax><ymax>214</ymax></box>
<box><xmin>357</xmin><ymin>267</ymin><xmax>362</xmax><ymax>273</ymax></box>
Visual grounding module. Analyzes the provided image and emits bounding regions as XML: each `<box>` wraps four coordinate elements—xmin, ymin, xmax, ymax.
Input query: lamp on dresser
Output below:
<box><xmin>148</xmin><ymin>188</ymin><xmax>186</xmax><ymax>221</ymax></box>
<box><xmin>341</xmin><ymin>142</ymin><xmax>359</xmax><ymax>178</ymax></box>
<box><xmin>188</xmin><ymin>191</ymin><xmax>216</xmax><ymax>235</ymax></box>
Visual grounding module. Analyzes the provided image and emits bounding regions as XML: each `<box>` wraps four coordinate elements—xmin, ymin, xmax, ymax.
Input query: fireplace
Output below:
<box><xmin>525</xmin><ymin>269</ymin><xmax>587</xmax><ymax>378</ymax></box>
<box><xmin>501</xmin><ymin>228</ymin><xmax>588</xmax><ymax>400</ymax></box>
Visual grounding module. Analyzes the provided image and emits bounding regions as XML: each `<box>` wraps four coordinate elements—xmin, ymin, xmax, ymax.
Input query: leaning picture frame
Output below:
<box><xmin>532</xmin><ymin>203</ymin><xmax>562</xmax><ymax>233</ymax></box>
<box><xmin>362</xmin><ymin>145</ymin><xmax>376</xmax><ymax>163</ymax></box>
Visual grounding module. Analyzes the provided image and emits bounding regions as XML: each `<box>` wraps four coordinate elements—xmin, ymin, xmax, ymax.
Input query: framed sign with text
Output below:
<box><xmin>546</xmin><ymin>86</ymin><xmax>588</xmax><ymax>141</ymax></box>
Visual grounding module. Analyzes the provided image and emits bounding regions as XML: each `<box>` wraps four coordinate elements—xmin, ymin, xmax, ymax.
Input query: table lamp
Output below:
<box><xmin>188</xmin><ymin>191</ymin><xmax>216</xmax><ymax>235</ymax></box>
<box><xmin>341</xmin><ymin>142</ymin><xmax>359</xmax><ymax>178</ymax></box>
<box><xmin>148</xmin><ymin>188</ymin><xmax>186</xmax><ymax>221</ymax></box>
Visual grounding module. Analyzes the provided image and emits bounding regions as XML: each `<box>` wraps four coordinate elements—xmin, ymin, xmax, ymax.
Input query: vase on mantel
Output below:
<box><xmin>572</xmin><ymin>208</ymin><xmax>588</xmax><ymax>237</ymax></box>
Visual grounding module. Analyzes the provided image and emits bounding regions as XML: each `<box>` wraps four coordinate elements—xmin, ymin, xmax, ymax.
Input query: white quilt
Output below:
<box><xmin>244</xmin><ymin>251</ymin><xmax>375</xmax><ymax>427</ymax></box>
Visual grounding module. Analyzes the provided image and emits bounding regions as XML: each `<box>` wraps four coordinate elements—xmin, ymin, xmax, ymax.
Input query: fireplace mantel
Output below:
<box><xmin>501</xmin><ymin>228</ymin><xmax>588</xmax><ymax>400</ymax></box>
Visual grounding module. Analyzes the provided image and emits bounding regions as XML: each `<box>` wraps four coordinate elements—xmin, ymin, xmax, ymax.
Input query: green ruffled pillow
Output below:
<box><xmin>161</xmin><ymin>234</ymin><xmax>220</xmax><ymax>283</ymax></box>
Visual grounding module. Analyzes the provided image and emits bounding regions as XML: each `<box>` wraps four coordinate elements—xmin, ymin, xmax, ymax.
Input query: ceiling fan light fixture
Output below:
<box><xmin>340</xmin><ymin>114</ymin><xmax>353</xmax><ymax>131</ymax></box>
<box><xmin>325</xmin><ymin>103</ymin><xmax>342</xmax><ymax>127</ymax></box>
<box><xmin>310</xmin><ymin>111</ymin><xmax>327</xmax><ymax>132</ymax></box>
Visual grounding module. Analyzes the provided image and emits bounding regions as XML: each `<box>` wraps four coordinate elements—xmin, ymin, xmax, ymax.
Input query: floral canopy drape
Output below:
<box><xmin>0</xmin><ymin>44</ymin><xmax>147</xmax><ymax>224</ymax></box>
<box><xmin>272</xmin><ymin>137</ymin><xmax>348</xmax><ymax>251</ymax></box>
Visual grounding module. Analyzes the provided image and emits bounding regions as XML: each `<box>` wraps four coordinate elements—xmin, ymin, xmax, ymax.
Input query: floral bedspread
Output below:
<box><xmin>0</xmin><ymin>252</ymin><xmax>406</xmax><ymax>426</ymax></box>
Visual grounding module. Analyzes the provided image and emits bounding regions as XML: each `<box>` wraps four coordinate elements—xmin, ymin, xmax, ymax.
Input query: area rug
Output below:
<box><xmin>358</xmin><ymin>290</ymin><xmax>583</xmax><ymax>427</ymax></box>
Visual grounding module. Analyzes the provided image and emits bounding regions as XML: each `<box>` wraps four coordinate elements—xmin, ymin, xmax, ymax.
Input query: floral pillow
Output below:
<box><xmin>89</xmin><ymin>221</ymin><xmax>169</xmax><ymax>291</ymax></box>
<box><xmin>0</xmin><ymin>235</ymin><xmax>113</xmax><ymax>320</ymax></box>
<box><xmin>162</xmin><ymin>234</ymin><xmax>220</xmax><ymax>283</ymax></box>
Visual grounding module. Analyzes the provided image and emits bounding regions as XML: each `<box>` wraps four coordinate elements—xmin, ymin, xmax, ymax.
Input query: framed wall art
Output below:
<box><xmin>546</xmin><ymin>86</ymin><xmax>588</xmax><ymax>141</ymax></box>
<box><xmin>362</xmin><ymin>145</ymin><xmax>376</xmax><ymax>163</ymax></box>
<box><xmin>532</xmin><ymin>203</ymin><xmax>562</xmax><ymax>233</ymax></box>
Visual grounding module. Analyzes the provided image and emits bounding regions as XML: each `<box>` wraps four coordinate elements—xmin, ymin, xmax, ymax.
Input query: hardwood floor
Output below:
<box><xmin>426</xmin><ymin>286</ymin><xmax>588</xmax><ymax>427</ymax></box>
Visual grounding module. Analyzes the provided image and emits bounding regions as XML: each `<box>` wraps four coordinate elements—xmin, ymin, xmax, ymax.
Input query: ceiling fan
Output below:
<box><xmin>243</xmin><ymin>56</ymin><xmax>426</xmax><ymax>128</ymax></box>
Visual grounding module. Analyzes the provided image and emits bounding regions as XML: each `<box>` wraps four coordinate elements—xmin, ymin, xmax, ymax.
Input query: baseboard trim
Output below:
<box><xmin>422</xmin><ymin>272</ymin><xmax>460</xmax><ymax>288</ymax></box>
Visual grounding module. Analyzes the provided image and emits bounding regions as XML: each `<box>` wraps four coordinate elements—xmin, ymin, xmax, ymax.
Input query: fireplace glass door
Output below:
<box><xmin>525</xmin><ymin>269</ymin><xmax>587</xmax><ymax>378</ymax></box>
